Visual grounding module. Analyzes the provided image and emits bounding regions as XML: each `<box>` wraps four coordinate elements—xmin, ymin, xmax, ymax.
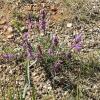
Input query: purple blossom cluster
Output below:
<box><xmin>1</xmin><ymin>54</ymin><xmax>15</xmax><ymax>60</ymax></box>
<box><xmin>75</xmin><ymin>33</ymin><xmax>82</xmax><ymax>43</ymax></box>
<box><xmin>39</xmin><ymin>9</ymin><xmax>46</xmax><ymax>33</ymax></box>
<box><xmin>26</xmin><ymin>15</ymin><xmax>34</xmax><ymax>32</ymax></box>
<box><xmin>48</xmin><ymin>34</ymin><xmax>59</xmax><ymax>56</ymax></box>
<box><xmin>23</xmin><ymin>32</ymin><xmax>29</xmax><ymax>41</ymax></box>
<box><xmin>48</xmin><ymin>48</ymin><xmax>54</xmax><ymax>56</ymax></box>
<box><xmin>22</xmin><ymin>31</ymin><xmax>33</xmax><ymax>59</ymax></box>
<box><xmin>52</xmin><ymin>34</ymin><xmax>59</xmax><ymax>47</ymax></box>
<box><xmin>71</xmin><ymin>33</ymin><xmax>82</xmax><ymax>52</ymax></box>
<box><xmin>1</xmin><ymin>5</ymin><xmax>84</xmax><ymax>80</ymax></box>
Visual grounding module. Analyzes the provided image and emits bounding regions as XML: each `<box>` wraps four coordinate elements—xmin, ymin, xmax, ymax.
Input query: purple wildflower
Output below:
<box><xmin>26</xmin><ymin>42</ymin><xmax>34</xmax><ymax>59</ymax></box>
<box><xmin>26</xmin><ymin>49</ymin><xmax>33</xmax><ymax>59</ymax></box>
<box><xmin>26</xmin><ymin>19</ymin><xmax>33</xmax><ymax>31</ymax></box>
<box><xmin>22</xmin><ymin>31</ymin><xmax>34</xmax><ymax>59</ymax></box>
<box><xmin>72</xmin><ymin>43</ymin><xmax>82</xmax><ymax>52</ymax></box>
<box><xmin>52</xmin><ymin>34</ymin><xmax>59</xmax><ymax>46</ymax></box>
<box><xmin>71</xmin><ymin>33</ymin><xmax>83</xmax><ymax>52</ymax></box>
<box><xmin>40</xmin><ymin>9</ymin><xmax>46</xmax><ymax>20</ymax></box>
<box><xmin>74</xmin><ymin>33</ymin><xmax>82</xmax><ymax>43</ymax></box>
<box><xmin>28</xmin><ymin>21</ymin><xmax>33</xmax><ymax>30</ymax></box>
<box><xmin>39</xmin><ymin>9</ymin><xmax>46</xmax><ymax>32</ymax></box>
<box><xmin>23</xmin><ymin>43</ymin><xmax>33</xmax><ymax>59</ymax></box>
<box><xmin>39</xmin><ymin>20</ymin><xmax>46</xmax><ymax>31</ymax></box>
<box><xmin>33</xmin><ymin>52</ymin><xmax>42</xmax><ymax>61</ymax></box>
<box><xmin>22</xmin><ymin>32</ymin><xmax>29</xmax><ymax>49</ymax></box>
<box><xmin>23</xmin><ymin>32</ymin><xmax>29</xmax><ymax>41</ymax></box>
<box><xmin>2</xmin><ymin>54</ymin><xmax>15</xmax><ymax>59</ymax></box>
<box><xmin>48</xmin><ymin>48</ymin><xmax>54</xmax><ymax>55</ymax></box>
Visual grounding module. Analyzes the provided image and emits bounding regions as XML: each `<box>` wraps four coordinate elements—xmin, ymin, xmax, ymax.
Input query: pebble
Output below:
<box><xmin>0</xmin><ymin>19</ymin><xmax>6</xmax><ymax>25</ymax></box>
<box><xmin>7</xmin><ymin>34</ymin><xmax>13</xmax><ymax>39</ymax></box>
<box><xmin>21</xmin><ymin>26</ymin><xmax>26</xmax><ymax>32</ymax></box>
<box><xmin>7</xmin><ymin>26</ymin><xmax>13</xmax><ymax>33</ymax></box>
<box><xmin>67</xmin><ymin>23</ymin><xmax>72</xmax><ymax>28</ymax></box>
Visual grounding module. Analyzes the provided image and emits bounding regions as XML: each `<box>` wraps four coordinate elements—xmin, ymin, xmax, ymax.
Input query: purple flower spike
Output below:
<box><xmin>22</xmin><ymin>31</ymin><xmax>34</xmax><ymax>59</ymax></box>
<box><xmin>72</xmin><ymin>43</ymin><xmax>82</xmax><ymax>52</ymax></box>
<box><xmin>2</xmin><ymin>54</ymin><xmax>14</xmax><ymax>59</ymax></box>
<box><xmin>28</xmin><ymin>21</ymin><xmax>33</xmax><ymax>30</ymax></box>
<box><xmin>27</xmin><ymin>20</ymin><xmax>33</xmax><ymax>31</ymax></box>
<box><xmin>52</xmin><ymin>34</ymin><xmax>59</xmax><ymax>46</ymax></box>
<box><xmin>74</xmin><ymin>33</ymin><xmax>82</xmax><ymax>43</ymax></box>
<box><xmin>40</xmin><ymin>20</ymin><xmax>46</xmax><ymax>31</ymax></box>
<box><xmin>40</xmin><ymin>9</ymin><xmax>46</xmax><ymax>20</ymax></box>
<box><xmin>27</xmin><ymin>48</ymin><xmax>33</xmax><ymax>59</ymax></box>
<box><xmin>26</xmin><ymin>42</ymin><xmax>33</xmax><ymax>59</ymax></box>
<box><xmin>39</xmin><ymin>9</ymin><xmax>46</xmax><ymax>32</ymax></box>
<box><xmin>71</xmin><ymin>32</ymin><xmax>83</xmax><ymax>52</ymax></box>
<box><xmin>23</xmin><ymin>32</ymin><xmax>29</xmax><ymax>41</ymax></box>
<box><xmin>26</xmin><ymin>14</ymin><xmax>34</xmax><ymax>31</ymax></box>
<box><xmin>33</xmin><ymin>53</ymin><xmax>42</xmax><ymax>61</ymax></box>
<box><xmin>48</xmin><ymin>48</ymin><xmax>54</xmax><ymax>55</ymax></box>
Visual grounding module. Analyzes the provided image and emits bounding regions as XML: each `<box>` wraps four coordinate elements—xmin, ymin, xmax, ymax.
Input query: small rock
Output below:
<box><xmin>7</xmin><ymin>26</ymin><xmax>13</xmax><ymax>33</ymax></box>
<box><xmin>40</xmin><ymin>32</ymin><xmax>45</xmax><ymax>36</ymax></box>
<box><xmin>24</xmin><ymin>4</ymin><xmax>33</xmax><ymax>11</ymax></box>
<box><xmin>0</xmin><ymin>19</ymin><xmax>6</xmax><ymax>25</ymax></box>
<box><xmin>7</xmin><ymin>34</ymin><xmax>13</xmax><ymax>39</ymax></box>
<box><xmin>67</xmin><ymin>23</ymin><xmax>72</xmax><ymax>28</ymax></box>
<box><xmin>21</xmin><ymin>26</ymin><xmax>26</xmax><ymax>31</ymax></box>
<box><xmin>48</xmin><ymin>86</ymin><xmax>52</xmax><ymax>90</ymax></box>
<box><xmin>9</xmin><ymin>69</ymin><xmax>13</xmax><ymax>74</ymax></box>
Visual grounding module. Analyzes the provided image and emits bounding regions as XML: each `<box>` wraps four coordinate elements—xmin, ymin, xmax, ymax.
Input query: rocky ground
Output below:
<box><xmin>0</xmin><ymin>0</ymin><xmax>100</xmax><ymax>100</ymax></box>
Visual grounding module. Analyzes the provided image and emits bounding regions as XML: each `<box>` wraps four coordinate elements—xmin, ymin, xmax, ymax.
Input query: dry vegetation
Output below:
<box><xmin>0</xmin><ymin>0</ymin><xmax>100</xmax><ymax>100</ymax></box>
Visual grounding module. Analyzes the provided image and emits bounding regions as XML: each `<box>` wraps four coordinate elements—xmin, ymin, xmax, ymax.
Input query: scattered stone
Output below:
<box><xmin>6</xmin><ymin>34</ymin><xmax>13</xmax><ymax>39</ymax></box>
<box><xmin>67</xmin><ymin>23</ymin><xmax>72</xmax><ymax>28</ymax></box>
<box><xmin>7</xmin><ymin>26</ymin><xmax>13</xmax><ymax>33</ymax></box>
<box><xmin>0</xmin><ymin>19</ymin><xmax>6</xmax><ymax>25</ymax></box>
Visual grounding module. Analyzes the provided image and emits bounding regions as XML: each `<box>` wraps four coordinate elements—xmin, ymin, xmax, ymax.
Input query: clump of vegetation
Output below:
<box><xmin>0</xmin><ymin>0</ymin><xmax>100</xmax><ymax>100</ymax></box>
